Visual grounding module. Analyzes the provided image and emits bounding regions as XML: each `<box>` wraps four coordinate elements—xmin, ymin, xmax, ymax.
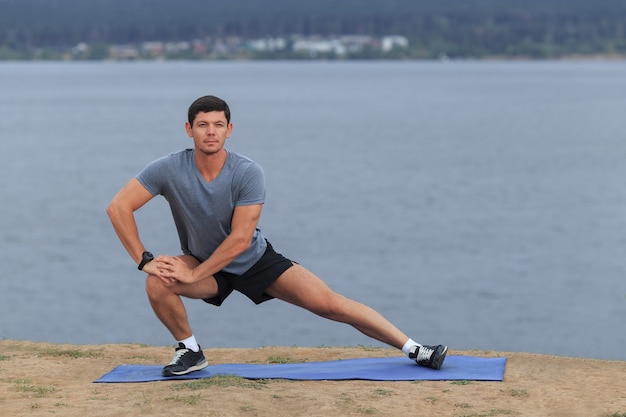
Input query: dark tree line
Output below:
<box><xmin>1</xmin><ymin>0</ymin><xmax>626</xmax><ymax>59</ymax></box>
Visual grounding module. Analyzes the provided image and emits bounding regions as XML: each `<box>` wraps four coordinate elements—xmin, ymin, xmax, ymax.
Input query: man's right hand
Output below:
<box><xmin>141</xmin><ymin>257</ymin><xmax>180</xmax><ymax>285</ymax></box>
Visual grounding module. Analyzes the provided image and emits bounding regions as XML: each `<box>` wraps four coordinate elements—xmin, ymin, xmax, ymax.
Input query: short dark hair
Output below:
<box><xmin>188</xmin><ymin>95</ymin><xmax>231</xmax><ymax>125</ymax></box>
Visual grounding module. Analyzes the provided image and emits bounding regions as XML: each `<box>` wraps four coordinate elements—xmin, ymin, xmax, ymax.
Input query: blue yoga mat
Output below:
<box><xmin>94</xmin><ymin>356</ymin><xmax>506</xmax><ymax>383</ymax></box>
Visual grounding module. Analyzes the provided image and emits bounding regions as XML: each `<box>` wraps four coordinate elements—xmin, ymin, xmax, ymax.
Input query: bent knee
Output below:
<box><xmin>146</xmin><ymin>273</ymin><xmax>219</xmax><ymax>300</ymax></box>
<box><xmin>145</xmin><ymin>274</ymin><xmax>169</xmax><ymax>298</ymax></box>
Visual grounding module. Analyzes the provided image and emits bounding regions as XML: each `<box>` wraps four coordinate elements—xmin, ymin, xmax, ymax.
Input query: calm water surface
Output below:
<box><xmin>0</xmin><ymin>61</ymin><xmax>625</xmax><ymax>360</ymax></box>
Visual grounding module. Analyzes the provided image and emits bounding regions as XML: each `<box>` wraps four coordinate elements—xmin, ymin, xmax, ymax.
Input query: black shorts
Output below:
<box><xmin>203</xmin><ymin>240</ymin><xmax>295</xmax><ymax>306</ymax></box>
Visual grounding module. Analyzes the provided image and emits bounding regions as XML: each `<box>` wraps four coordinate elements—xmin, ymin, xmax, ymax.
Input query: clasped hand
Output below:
<box><xmin>142</xmin><ymin>255</ymin><xmax>196</xmax><ymax>284</ymax></box>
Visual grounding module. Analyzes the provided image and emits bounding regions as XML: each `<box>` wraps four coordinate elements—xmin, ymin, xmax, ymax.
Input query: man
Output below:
<box><xmin>107</xmin><ymin>95</ymin><xmax>447</xmax><ymax>377</ymax></box>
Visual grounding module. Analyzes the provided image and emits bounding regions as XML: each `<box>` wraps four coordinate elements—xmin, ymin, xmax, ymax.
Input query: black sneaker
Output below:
<box><xmin>409</xmin><ymin>344</ymin><xmax>448</xmax><ymax>370</ymax></box>
<box><xmin>162</xmin><ymin>343</ymin><xmax>208</xmax><ymax>377</ymax></box>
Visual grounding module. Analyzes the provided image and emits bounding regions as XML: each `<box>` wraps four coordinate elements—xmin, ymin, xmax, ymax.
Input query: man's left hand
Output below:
<box><xmin>155</xmin><ymin>255</ymin><xmax>196</xmax><ymax>284</ymax></box>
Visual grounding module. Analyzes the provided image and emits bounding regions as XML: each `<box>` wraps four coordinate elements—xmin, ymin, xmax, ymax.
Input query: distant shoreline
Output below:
<box><xmin>1</xmin><ymin>53</ymin><xmax>625</xmax><ymax>63</ymax></box>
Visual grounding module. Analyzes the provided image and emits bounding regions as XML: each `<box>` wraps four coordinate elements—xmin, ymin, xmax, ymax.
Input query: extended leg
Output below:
<box><xmin>265</xmin><ymin>264</ymin><xmax>409</xmax><ymax>350</ymax></box>
<box><xmin>266</xmin><ymin>264</ymin><xmax>447</xmax><ymax>369</ymax></box>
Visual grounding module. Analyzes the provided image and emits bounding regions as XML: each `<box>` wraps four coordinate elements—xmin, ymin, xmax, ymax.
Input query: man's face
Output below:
<box><xmin>185</xmin><ymin>111</ymin><xmax>233</xmax><ymax>155</ymax></box>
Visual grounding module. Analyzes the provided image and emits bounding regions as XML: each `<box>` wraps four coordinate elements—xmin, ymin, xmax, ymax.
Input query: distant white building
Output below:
<box><xmin>72</xmin><ymin>42</ymin><xmax>89</xmax><ymax>55</ymax></box>
<box><xmin>381</xmin><ymin>35</ymin><xmax>409</xmax><ymax>52</ymax></box>
<box><xmin>339</xmin><ymin>35</ymin><xmax>375</xmax><ymax>53</ymax></box>
<box><xmin>164</xmin><ymin>41</ymin><xmax>191</xmax><ymax>54</ymax></box>
<box><xmin>109</xmin><ymin>44</ymin><xmax>140</xmax><ymax>60</ymax></box>
<box><xmin>141</xmin><ymin>41</ymin><xmax>164</xmax><ymax>57</ymax></box>
<box><xmin>248</xmin><ymin>37</ymin><xmax>287</xmax><ymax>52</ymax></box>
<box><xmin>292</xmin><ymin>37</ymin><xmax>346</xmax><ymax>56</ymax></box>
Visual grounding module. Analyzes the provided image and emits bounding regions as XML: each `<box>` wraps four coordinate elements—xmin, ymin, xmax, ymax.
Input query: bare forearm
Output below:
<box><xmin>154</xmin><ymin>204</ymin><xmax>263</xmax><ymax>284</ymax></box>
<box><xmin>106</xmin><ymin>203</ymin><xmax>145</xmax><ymax>264</ymax></box>
<box><xmin>191</xmin><ymin>233</ymin><xmax>251</xmax><ymax>281</ymax></box>
<box><xmin>189</xmin><ymin>203</ymin><xmax>263</xmax><ymax>281</ymax></box>
<box><xmin>107</xmin><ymin>178</ymin><xmax>155</xmax><ymax>266</ymax></box>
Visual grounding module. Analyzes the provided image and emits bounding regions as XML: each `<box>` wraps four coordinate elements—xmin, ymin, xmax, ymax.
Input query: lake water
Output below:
<box><xmin>0</xmin><ymin>60</ymin><xmax>625</xmax><ymax>361</ymax></box>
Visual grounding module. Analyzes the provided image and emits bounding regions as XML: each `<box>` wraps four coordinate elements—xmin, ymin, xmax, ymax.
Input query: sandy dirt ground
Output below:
<box><xmin>1</xmin><ymin>340</ymin><xmax>624</xmax><ymax>417</ymax></box>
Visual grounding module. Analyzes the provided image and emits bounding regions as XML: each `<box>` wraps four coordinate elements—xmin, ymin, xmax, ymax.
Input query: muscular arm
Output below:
<box><xmin>194</xmin><ymin>203</ymin><xmax>263</xmax><ymax>279</ymax></box>
<box><xmin>157</xmin><ymin>203</ymin><xmax>263</xmax><ymax>284</ymax></box>
<box><xmin>106</xmin><ymin>178</ymin><xmax>155</xmax><ymax>265</ymax></box>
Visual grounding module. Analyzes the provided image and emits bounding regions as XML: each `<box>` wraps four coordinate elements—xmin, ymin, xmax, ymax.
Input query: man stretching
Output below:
<box><xmin>107</xmin><ymin>95</ymin><xmax>447</xmax><ymax>376</ymax></box>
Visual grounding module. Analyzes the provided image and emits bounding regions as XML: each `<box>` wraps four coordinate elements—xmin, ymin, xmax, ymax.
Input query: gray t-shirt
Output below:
<box><xmin>136</xmin><ymin>149</ymin><xmax>267</xmax><ymax>274</ymax></box>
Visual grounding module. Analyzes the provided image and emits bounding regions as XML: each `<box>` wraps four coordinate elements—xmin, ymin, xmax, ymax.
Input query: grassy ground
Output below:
<box><xmin>1</xmin><ymin>340</ymin><xmax>625</xmax><ymax>417</ymax></box>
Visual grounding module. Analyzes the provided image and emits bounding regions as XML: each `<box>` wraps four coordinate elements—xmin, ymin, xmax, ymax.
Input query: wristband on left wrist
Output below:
<box><xmin>137</xmin><ymin>251</ymin><xmax>154</xmax><ymax>270</ymax></box>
